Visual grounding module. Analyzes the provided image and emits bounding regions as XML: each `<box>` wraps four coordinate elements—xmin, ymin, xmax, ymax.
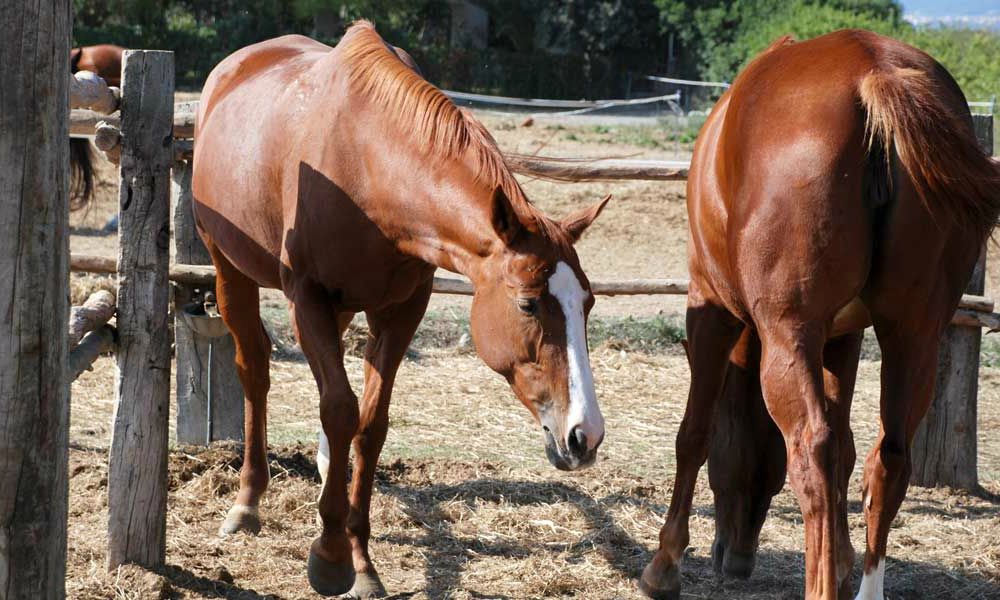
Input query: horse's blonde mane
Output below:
<box><xmin>340</xmin><ymin>21</ymin><xmax>572</xmax><ymax>249</ymax></box>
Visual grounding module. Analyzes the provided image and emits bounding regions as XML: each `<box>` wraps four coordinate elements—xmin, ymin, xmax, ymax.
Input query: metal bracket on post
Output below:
<box><xmin>172</xmin><ymin>157</ymin><xmax>244</xmax><ymax>445</ymax></box>
<box><xmin>177</xmin><ymin>292</ymin><xmax>230</xmax><ymax>445</ymax></box>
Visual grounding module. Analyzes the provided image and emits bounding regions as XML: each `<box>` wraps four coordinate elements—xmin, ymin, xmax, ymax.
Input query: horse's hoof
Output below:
<box><xmin>722</xmin><ymin>549</ymin><xmax>756</xmax><ymax>579</ymax></box>
<box><xmin>638</xmin><ymin>560</ymin><xmax>681</xmax><ymax>600</ymax></box>
<box><xmin>308</xmin><ymin>551</ymin><xmax>356</xmax><ymax>597</ymax></box>
<box><xmin>340</xmin><ymin>570</ymin><xmax>387</xmax><ymax>599</ymax></box>
<box><xmin>218</xmin><ymin>504</ymin><xmax>261</xmax><ymax>536</ymax></box>
<box><xmin>711</xmin><ymin>540</ymin><xmax>726</xmax><ymax>575</ymax></box>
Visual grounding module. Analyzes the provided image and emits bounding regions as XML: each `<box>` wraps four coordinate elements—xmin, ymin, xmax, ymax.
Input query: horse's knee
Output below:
<box><xmin>674</xmin><ymin>416</ymin><xmax>711</xmax><ymax>463</ymax></box>
<box><xmin>321</xmin><ymin>389</ymin><xmax>360</xmax><ymax>433</ymax></box>
<box><xmin>877</xmin><ymin>436</ymin><xmax>908</xmax><ymax>477</ymax></box>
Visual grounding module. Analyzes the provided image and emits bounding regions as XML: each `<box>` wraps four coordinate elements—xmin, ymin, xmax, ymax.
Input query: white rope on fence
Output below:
<box><xmin>444</xmin><ymin>89</ymin><xmax>682</xmax><ymax>118</ymax></box>
<box><xmin>644</xmin><ymin>75</ymin><xmax>731</xmax><ymax>89</ymax></box>
<box><xmin>528</xmin><ymin>92</ymin><xmax>683</xmax><ymax>118</ymax></box>
<box><xmin>444</xmin><ymin>90</ymin><xmax>598</xmax><ymax>109</ymax></box>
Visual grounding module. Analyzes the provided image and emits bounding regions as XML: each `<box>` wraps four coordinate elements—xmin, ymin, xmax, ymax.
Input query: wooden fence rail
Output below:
<box><xmin>67</xmin><ymin>290</ymin><xmax>117</xmax><ymax>380</ymax></box>
<box><xmin>69</xmin><ymin>252</ymin><xmax>1000</xmax><ymax>331</ymax></box>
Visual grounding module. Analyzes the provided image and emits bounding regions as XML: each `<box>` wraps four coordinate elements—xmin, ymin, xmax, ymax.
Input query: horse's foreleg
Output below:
<box><xmin>640</xmin><ymin>294</ymin><xmax>743</xmax><ymax>600</ymax></box>
<box><xmin>342</xmin><ymin>282</ymin><xmax>431</xmax><ymax>599</ymax></box>
<box><xmin>290</xmin><ymin>285</ymin><xmax>359</xmax><ymax>597</ymax></box>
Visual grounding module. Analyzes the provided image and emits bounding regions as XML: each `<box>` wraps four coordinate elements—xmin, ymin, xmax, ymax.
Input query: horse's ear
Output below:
<box><xmin>491</xmin><ymin>186</ymin><xmax>522</xmax><ymax>244</ymax></box>
<box><xmin>562</xmin><ymin>194</ymin><xmax>611</xmax><ymax>243</ymax></box>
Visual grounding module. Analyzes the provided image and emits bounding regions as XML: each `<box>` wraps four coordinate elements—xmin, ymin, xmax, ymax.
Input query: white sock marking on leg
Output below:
<box><xmin>317</xmin><ymin>428</ymin><xmax>330</xmax><ymax>486</ymax></box>
<box><xmin>855</xmin><ymin>558</ymin><xmax>885</xmax><ymax>600</ymax></box>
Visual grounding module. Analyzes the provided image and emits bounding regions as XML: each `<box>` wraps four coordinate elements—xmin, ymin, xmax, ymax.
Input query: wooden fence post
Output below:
<box><xmin>107</xmin><ymin>50</ymin><xmax>175</xmax><ymax>570</ymax></box>
<box><xmin>0</xmin><ymin>2</ymin><xmax>71</xmax><ymax>597</ymax></box>
<box><xmin>172</xmin><ymin>159</ymin><xmax>244</xmax><ymax>444</ymax></box>
<box><xmin>911</xmin><ymin>114</ymin><xmax>993</xmax><ymax>490</ymax></box>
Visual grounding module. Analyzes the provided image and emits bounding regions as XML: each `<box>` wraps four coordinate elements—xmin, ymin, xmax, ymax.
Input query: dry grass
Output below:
<box><xmin>66</xmin><ymin>113</ymin><xmax>1000</xmax><ymax>599</ymax></box>
<box><xmin>67</xmin><ymin>345</ymin><xmax>1000</xmax><ymax>599</ymax></box>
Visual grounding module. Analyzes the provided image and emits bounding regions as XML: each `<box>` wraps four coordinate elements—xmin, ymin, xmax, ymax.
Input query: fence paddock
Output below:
<box><xmin>107</xmin><ymin>49</ymin><xmax>175</xmax><ymax>571</ymax></box>
<box><xmin>172</xmin><ymin>159</ymin><xmax>244</xmax><ymax>444</ymax></box>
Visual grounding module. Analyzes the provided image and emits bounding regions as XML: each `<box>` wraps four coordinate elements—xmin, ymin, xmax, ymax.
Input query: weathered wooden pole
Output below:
<box><xmin>107</xmin><ymin>50</ymin><xmax>175</xmax><ymax>570</ymax></box>
<box><xmin>0</xmin><ymin>1</ymin><xmax>72</xmax><ymax>597</ymax></box>
<box><xmin>910</xmin><ymin>114</ymin><xmax>993</xmax><ymax>490</ymax></box>
<box><xmin>172</xmin><ymin>159</ymin><xmax>244</xmax><ymax>444</ymax></box>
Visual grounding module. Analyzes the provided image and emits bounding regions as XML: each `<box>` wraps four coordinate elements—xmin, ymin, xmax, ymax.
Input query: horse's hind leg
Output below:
<box><xmin>341</xmin><ymin>280</ymin><xmax>432</xmax><ymax>599</ymax></box>
<box><xmin>822</xmin><ymin>331</ymin><xmax>863</xmax><ymax>599</ymax></box>
<box><xmin>709</xmin><ymin>329</ymin><xmax>786</xmax><ymax>579</ymax></box>
<box><xmin>856</xmin><ymin>310</ymin><xmax>951</xmax><ymax>600</ymax></box>
<box><xmin>755</xmin><ymin>320</ymin><xmax>847</xmax><ymax>600</ymax></box>
<box><xmin>641</xmin><ymin>289</ymin><xmax>743</xmax><ymax>599</ymax></box>
<box><xmin>206</xmin><ymin>242</ymin><xmax>273</xmax><ymax>536</ymax></box>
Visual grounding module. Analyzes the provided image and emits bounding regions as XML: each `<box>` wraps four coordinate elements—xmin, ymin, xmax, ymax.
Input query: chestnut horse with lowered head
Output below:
<box><xmin>639</xmin><ymin>30</ymin><xmax>1000</xmax><ymax>600</ymax></box>
<box><xmin>193</xmin><ymin>21</ymin><xmax>608</xmax><ymax>597</ymax></box>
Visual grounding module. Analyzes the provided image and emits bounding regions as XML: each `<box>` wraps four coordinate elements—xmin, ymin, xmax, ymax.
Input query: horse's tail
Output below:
<box><xmin>858</xmin><ymin>63</ymin><xmax>1000</xmax><ymax>241</ymax></box>
<box><xmin>70</xmin><ymin>138</ymin><xmax>95</xmax><ymax>210</ymax></box>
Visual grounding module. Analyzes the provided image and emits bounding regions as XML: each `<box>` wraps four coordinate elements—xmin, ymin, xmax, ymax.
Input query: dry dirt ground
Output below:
<box><xmin>67</xmin><ymin>110</ymin><xmax>1000</xmax><ymax>599</ymax></box>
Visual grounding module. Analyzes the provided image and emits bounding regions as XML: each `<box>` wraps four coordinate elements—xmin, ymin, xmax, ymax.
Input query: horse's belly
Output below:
<box><xmin>192</xmin><ymin>198</ymin><xmax>284</xmax><ymax>289</ymax></box>
<box><xmin>831</xmin><ymin>297</ymin><xmax>871</xmax><ymax>338</ymax></box>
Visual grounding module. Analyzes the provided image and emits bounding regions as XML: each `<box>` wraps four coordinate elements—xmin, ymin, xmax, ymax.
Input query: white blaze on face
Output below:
<box><xmin>548</xmin><ymin>261</ymin><xmax>604</xmax><ymax>451</ymax></box>
<box><xmin>855</xmin><ymin>559</ymin><xmax>885</xmax><ymax>600</ymax></box>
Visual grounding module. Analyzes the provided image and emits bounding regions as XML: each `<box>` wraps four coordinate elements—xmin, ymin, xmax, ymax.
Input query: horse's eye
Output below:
<box><xmin>518</xmin><ymin>297</ymin><xmax>538</xmax><ymax>316</ymax></box>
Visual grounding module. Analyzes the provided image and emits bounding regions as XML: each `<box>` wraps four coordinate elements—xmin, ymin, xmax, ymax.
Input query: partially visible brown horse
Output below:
<box><xmin>193</xmin><ymin>21</ymin><xmax>609</xmax><ymax>597</ymax></box>
<box><xmin>707</xmin><ymin>327</ymin><xmax>864</xmax><ymax>582</ymax></box>
<box><xmin>69</xmin><ymin>44</ymin><xmax>125</xmax><ymax>207</ymax></box>
<box><xmin>706</xmin><ymin>329</ymin><xmax>787</xmax><ymax>578</ymax></box>
<box><xmin>71</xmin><ymin>44</ymin><xmax>124</xmax><ymax>86</ymax></box>
<box><xmin>640</xmin><ymin>30</ymin><xmax>1000</xmax><ymax>600</ymax></box>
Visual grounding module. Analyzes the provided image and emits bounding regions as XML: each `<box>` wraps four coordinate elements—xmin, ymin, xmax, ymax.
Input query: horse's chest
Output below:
<box><xmin>286</xmin><ymin>233</ymin><xmax>432</xmax><ymax>310</ymax></box>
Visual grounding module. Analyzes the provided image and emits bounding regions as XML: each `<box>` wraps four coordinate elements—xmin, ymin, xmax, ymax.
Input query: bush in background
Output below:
<box><xmin>73</xmin><ymin>0</ymin><xmax>998</xmax><ymax>107</ymax></box>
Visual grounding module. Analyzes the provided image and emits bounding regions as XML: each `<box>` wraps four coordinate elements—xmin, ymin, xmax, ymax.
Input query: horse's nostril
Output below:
<box><xmin>568</xmin><ymin>426</ymin><xmax>587</xmax><ymax>455</ymax></box>
<box><xmin>542</xmin><ymin>425</ymin><xmax>551</xmax><ymax>433</ymax></box>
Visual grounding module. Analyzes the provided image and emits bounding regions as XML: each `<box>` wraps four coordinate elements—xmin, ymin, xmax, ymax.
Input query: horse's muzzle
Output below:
<box><xmin>543</xmin><ymin>426</ymin><xmax>601</xmax><ymax>471</ymax></box>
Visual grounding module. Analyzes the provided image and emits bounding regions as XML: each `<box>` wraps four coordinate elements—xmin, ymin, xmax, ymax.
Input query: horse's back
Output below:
<box><xmin>198</xmin><ymin>35</ymin><xmax>331</xmax><ymax>126</ymax></box>
<box><xmin>194</xmin><ymin>35</ymin><xmax>334</xmax><ymax>289</ymax></box>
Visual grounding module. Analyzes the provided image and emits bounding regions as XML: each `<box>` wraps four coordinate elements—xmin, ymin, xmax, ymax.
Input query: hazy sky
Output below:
<box><xmin>901</xmin><ymin>0</ymin><xmax>1000</xmax><ymax>17</ymax></box>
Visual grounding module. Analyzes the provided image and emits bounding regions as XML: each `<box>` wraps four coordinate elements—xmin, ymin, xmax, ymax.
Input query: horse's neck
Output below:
<box><xmin>361</xmin><ymin>162</ymin><xmax>494</xmax><ymax>281</ymax></box>
<box><xmin>327</xmin><ymin>97</ymin><xmax>497</xmax><ymax>281</ymax></box>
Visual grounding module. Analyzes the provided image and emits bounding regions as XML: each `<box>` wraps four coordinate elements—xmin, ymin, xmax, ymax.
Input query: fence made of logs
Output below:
<box><xmin>59</xmin><ymin>54</ymin><xmax>999</xmax><ymax>577</ymax></box>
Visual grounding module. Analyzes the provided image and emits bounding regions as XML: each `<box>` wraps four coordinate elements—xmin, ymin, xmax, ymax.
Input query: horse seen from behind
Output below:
<box><xmin>639</xmin><ymin>29</ymin><xmax>1000</xmax><ymax>600</ymax></box>
<box><xmin>193</xmin><ymin>21</ymin><xmax>609</xmax><ymax>597</ymax></box>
